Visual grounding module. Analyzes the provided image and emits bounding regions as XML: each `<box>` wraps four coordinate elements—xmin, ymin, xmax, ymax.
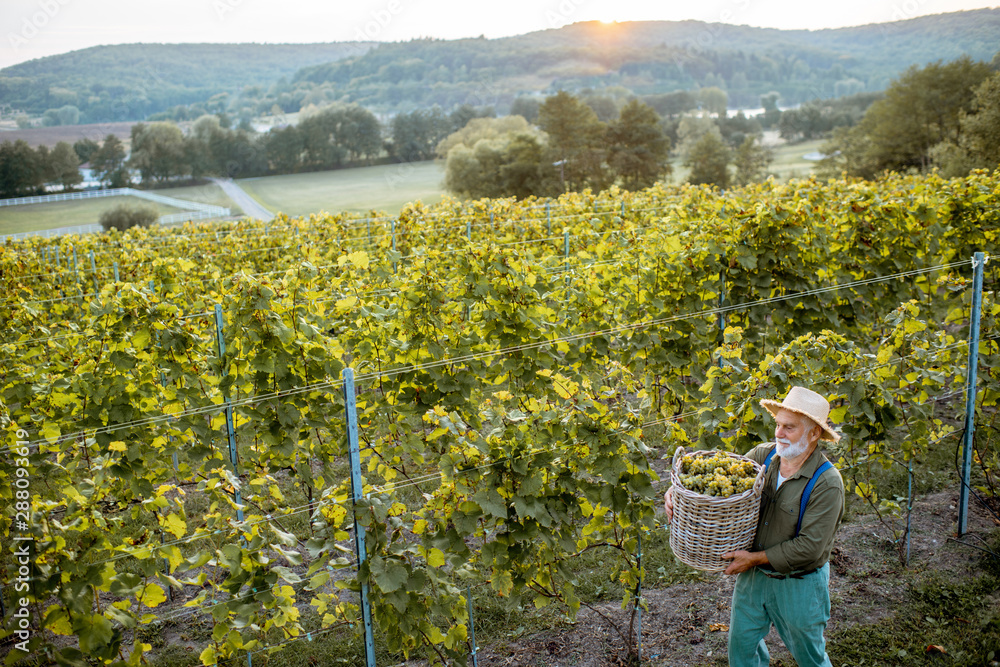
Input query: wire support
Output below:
<box><xmin>8</xmin><ymin>260</ymin><xmax>968</xmax><ymax>452</ymax></box>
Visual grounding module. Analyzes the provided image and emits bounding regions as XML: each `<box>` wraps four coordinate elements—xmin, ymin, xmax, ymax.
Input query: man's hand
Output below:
<box><xmin>663</xmin><ymin>488</ymin><xmax>674</xmax><ymax>522</ymax></box>
<box><xmin>721</xmin><ymin>549</ymin><xmax>768</xmax><ymax>575</ymax></box>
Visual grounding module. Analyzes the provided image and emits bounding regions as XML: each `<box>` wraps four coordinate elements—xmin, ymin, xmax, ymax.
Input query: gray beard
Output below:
<box><xmin>776</xmin><ymin>436</ymin><xmax>810</xmax><ymax>459</ymax></box>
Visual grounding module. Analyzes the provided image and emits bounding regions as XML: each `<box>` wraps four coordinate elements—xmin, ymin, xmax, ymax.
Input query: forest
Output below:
<box><xmin>1</xmin><ymin>9</ymin><xmax>999</xmax><ymax>125</ymax></box>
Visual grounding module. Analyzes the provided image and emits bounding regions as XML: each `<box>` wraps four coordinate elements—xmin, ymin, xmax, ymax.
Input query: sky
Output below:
<box><xmin>2</xmin><ymin>0</ymin><xmax>998</xmax><ymax>70</ymax></box>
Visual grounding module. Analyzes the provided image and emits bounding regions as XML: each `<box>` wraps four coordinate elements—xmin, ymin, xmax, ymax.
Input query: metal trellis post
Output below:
<box><xmin>391</xmin><ymin>219</ymin><xmax>397</xmax><ymax>274</ymax></box>
<box><xmin>958</xmin><ymin>251</ymin><xmax>985</xmax><ymax>536</ymax></box>
<box><xmin>564</xmin><ymin>230</ymin><xmax>570</xmax><ymax>284</ymax></box>
<box><xmin>89</xmin><ymin>250</ymin><xmax>98</xmax><ymax>293</ymax></box>
<box><xmin>215</xmin><ymin>304</ymin><xmax>244</xmax><ymax>526</ymax></box>
<box><xmin>153</xmin><ymin>280</ymin><xmax>180</xmax><ymax>475</ymax></box>
<box><xmin>467</xmin><ymin>586</ymin><xmax>479</xmax><ymax>667</ymax></box>
<box><xmin>113</xmin><ymin>262</ymin><xmax>119</xmax><ymax>283</ymax></box>
<box><xmin>344</xmin><ymin>368</ymin><xmax>377</xmax><ymax>667</ymax></box>
<box><xmin>635</xmin><ymin>532</ymin><xmax>643</xmax><ymax>663</ymax></box>
<box><xmin>546</xmin><ymin>201</ymin><xmax>551</xmax><ymax>236</ymax></box>
<box><xmin>719</xmin><ymin>253</ymin><xmax>727</xmax><ymax>368</ymax></box>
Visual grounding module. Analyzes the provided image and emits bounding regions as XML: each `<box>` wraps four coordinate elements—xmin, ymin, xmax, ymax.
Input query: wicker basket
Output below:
<box><xmin>668</xmin><ymin>447</ymin><xmax>767</xmax><ymax>572</ymax></box>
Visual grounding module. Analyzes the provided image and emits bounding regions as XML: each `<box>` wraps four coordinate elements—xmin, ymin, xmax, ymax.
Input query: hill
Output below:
<box><xmin>295</xmin><ymin>9</ymin><xmax>1000</xmax><ymax>109</ymax></box>
<box><xmin>1</xmin><ymin>10</ymin><xmax>998</xmax><ymax>123</ymax></box>
<box><xmin>0</xmin><ymin>42</ymin><xmax>371</xmax><ymax>122</ymax></box>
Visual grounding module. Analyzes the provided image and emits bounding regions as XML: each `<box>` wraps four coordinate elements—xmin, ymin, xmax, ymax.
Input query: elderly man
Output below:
<box><xmin>664</xmin><ymin>386</ymin><xmax>845</xmax><ymax>667</ymax></box>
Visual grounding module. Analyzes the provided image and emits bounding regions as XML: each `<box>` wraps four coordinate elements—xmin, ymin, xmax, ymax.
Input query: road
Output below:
<box><xmin>210</xmin><ymin>177</ymin><xmax>275</xmax><ymax>222</ymax></box>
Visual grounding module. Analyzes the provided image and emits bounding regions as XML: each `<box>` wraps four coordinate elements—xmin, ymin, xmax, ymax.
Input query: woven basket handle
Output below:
<box><xmin>671</xmin><ymin>446</ymin><xmax>685</xmax><ymax>476</ymax></box>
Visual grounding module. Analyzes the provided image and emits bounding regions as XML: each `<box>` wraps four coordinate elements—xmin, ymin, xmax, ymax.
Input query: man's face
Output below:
<box><xmin>774</xmin><ymin>408</ymin><xmax>818</xmax><ymax>459</ymax></box>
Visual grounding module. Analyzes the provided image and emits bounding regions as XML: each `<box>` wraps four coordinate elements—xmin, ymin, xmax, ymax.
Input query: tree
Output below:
<box><xmin>264</xmin><ymin>125</ymin><xmax>304</xmax><ymax>173</ymax></box>
<box><xmin>509</xmin><ymin>97</ymin><xmax>540</xmax><ymax>123</ymax></box>
<box><xmin>443</xmin><ymin>132</ymin><xmax>553</xmax><ymax>200</ymax></box>
<box><xmin>499</xmin><ymin>133</ymin><xmax>552</xmax><ymax>199</ymax></box>
<box><xmin>685</xmin><ymin>132</ymin><xmax>730</xmax><ymax>187</ymax></box>
<box><xmin>537</xmin><ymin>91</ymin><xmax>609</xmax><ymax>192</ymax></box>
<box><xmin>606</xmin><ymin>99</ymin><xmax>671</xmax><ymax>191</ymax></box>
<box><xmin>211</xmin><ymin>128</ymin><xmax>267</xmax><ymax>178</ymax></box>
<box><xmin>444</xmin><ymin>139</ymin><xmax>506</xmax><ymax>200</ymax></box>
<box><xmin>41</xmin><ymin>105</ymin><xmax>80</xmax><ymax>126</ymax></box>
<box><xmin>297</xmin><ymin>104</ymin><xmax>381</xmax><ymax>169</ymax></box>
<box><xmin>74</xmin><ymin>138</ymin><xmax>100</xmax><ymax>164</ymax></box>
<box><xmin>581</xmin><ymin>94</ymin><xmax>618</xmax><ymax>121</ymax></box>
<box><xmin>298</xmin><ymin>107</ymin><xmax>347</xmax><ymax>169</ymax></box>
<box><xmin>0</xmin><ymin>140</ymin><xmax>44</xmax><ymax>198</ymax></box>
<box><xmin>733</xmin><ymin>136</ymin><xmax>773</xmax><ymax>186</ymax></box>
<box><xmin>955</xmin><ymin>72</ymin><xmax>1000</xmax><ymax>168</ymax></box>
<box><xmin>36</xmin><ymin>145</ymin><xmax>52</xmax><ymax>183</ymax></box>
<box><xmin>676</xmin><ymin>116</ymin><xmax>720</xmax><ymax>160</ymax></box>
<box><xmin>698</xmin><ymin>87</ymin><xmax>728</xmax><ymax>117</ymax></box>
<box><xmin>435</xmin><ymin>115</ymin><xmax>540</xmax><ymax>159</ymax></box>
<box><xmin>390</xmin><ymin>108</ymin><xmax>452</xmax><ymax>162</ymax></box>
<box><xmin>129</xmin><ymin>122</ymin><xmax>188</xmax><ymax>184</ymax></box>
<box><xmin>48</xmin><ymin>141</ymin><xmax>83</xmax><ymax>190</ymax></box>
<box><xmin>643</xmin><ymin>91</ymin><xmax>697</xmax><ymax>118</ymax></box>
<box><xmin>778</xmin><ymin>104</ymin><xmax>826</xmax><ymax>141</ymax></box>
<box><xmin>99</xmin><ymin>203</ymin><xmax>158</xmax><ymax>231</ymax></box>
<box><xmin>825</xmin><ymin>56</ymin><xmax>992</xmax><ymax>178</ymax></box>
<box><xmin>760</xmin><ymin>92</ymin><xmax>782</xmax><ymax>129</ymax></box>
<box><xmin>449</xmin><ymin>104</ymin><xmax>493</xmax><ymax>132</ymax></box>
<box><xmin>91</xmin><ymin>134</ymin><xmax>129</xmax><ymax>188</ymax></box>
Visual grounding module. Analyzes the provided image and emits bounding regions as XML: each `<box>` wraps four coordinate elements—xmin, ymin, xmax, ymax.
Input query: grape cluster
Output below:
<box><xmin>678</xmin><ymin>453</ymin><xmax>757</xmax><ymax>498</ymax></box>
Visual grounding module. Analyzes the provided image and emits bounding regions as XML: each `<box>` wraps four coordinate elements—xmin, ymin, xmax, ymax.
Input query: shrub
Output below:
<box><xmin>99</xmin><ymin>203</ymin><xmax>158</xmax><ymax>231</ymax></box>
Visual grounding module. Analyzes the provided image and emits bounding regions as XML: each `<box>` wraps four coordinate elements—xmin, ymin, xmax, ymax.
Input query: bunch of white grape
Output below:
<box><xmin>678</xmin><ymin>453</ymin><xmax>757</xmax><ymax>498</ymax></box>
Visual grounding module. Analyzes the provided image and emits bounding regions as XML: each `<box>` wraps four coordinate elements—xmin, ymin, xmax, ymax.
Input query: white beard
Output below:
<box><xmin>776</xmin><ymin>435</ymin><xmax>810</xmax><ymax>459</ymax></box>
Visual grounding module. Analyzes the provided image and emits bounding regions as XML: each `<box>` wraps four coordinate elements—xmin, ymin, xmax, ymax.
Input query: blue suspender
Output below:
<box><xmin>763</xmin><ymin>448</ymin><xmax>833</xmax><ymax>537</ymax></box>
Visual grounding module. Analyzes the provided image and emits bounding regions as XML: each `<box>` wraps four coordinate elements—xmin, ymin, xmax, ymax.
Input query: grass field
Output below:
<box><xmin>237</xmin><ymin>161</ymin><xmax>447</xmax><ymax>217</ymax></box>
<box><xmin>151</xmin><ymin>182</ymin><xmax>244</xmax><ymax>212</ymax></box>
<box><xmin>768</xmin><ymin>138</ymin><xmax>826</xmax><ymax>180</ymax></box>
<box><xmin>0</xmin><ymin>197</ymin><xmax>186</xmax><ymax>235</ymax></box>
<box><xmin>668</xmin><ymin>138</ymin><xmax>825</xmax><ymax>184</ymax></box>
<box><xmin>0</xmin><ymin>183</ymin><xmax>243</xmax><ymax>236</ymax></box>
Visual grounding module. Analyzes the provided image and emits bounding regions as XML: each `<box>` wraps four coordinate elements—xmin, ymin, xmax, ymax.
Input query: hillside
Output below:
<box><xmin>295</xmin><ymin>9</ymin><xmax>1000</xmax><ymax>109</ymax></box>
<box><xmin>1</xmin><ymin>10</ymin><xmax>998</xmax><ymax>123</ymax></box>
<box><xmin>0</xmin><ymin>42</ymin><xmax>371</xmax><ymax>122</ymax></box>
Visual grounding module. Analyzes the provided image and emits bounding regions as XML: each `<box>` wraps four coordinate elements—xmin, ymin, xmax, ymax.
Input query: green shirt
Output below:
<box><xmin>746</xmin><ymin>442</ymin><xmax>845</xmax><ymax>574</ymax></box>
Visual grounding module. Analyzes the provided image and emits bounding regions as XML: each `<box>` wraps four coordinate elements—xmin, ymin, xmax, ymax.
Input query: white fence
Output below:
<box><xmin>0</xmin><ymin>189</ymin><xmax>231</xmax><ymax>243</ymax></box>
<box><xmin>0</xmin><ymin>189</ymin><xmax>133</xmax><ymax>207</ymax></box>
<box><xmin>1</xmin><ymin>224</ymin><xmax>105</xmax><ymax>242</ymax></box>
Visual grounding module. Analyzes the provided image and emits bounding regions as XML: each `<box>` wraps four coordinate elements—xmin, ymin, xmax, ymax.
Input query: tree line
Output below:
<box><xmin>0</xmin><ymin>87</ymin><xmax>865</xmax><ymax>199</ymax></box>
<box><xmin>2</xmin><ymin>54</ymin><xmax>996</xmax><ymax>201</ymax></box>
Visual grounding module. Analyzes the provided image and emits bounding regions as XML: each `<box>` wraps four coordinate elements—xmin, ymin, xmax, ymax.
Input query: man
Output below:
<box><xmin>664</xmin><ymin>386</ymin><xmax>845</xmax><ymax>667</ymax></box>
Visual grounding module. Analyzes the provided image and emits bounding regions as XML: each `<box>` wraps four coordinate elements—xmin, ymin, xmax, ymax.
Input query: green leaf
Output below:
<box><xmin>370</xmin><ymin>557</ymin><xmax>409</xmax><ymax>593</ymax></box>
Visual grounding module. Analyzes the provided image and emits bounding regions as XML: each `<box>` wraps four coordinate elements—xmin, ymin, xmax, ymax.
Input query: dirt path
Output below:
<box><xmin>210</xmin><ymin>177</ymin><xmax>274</xmax><ymax>221</ymax></box>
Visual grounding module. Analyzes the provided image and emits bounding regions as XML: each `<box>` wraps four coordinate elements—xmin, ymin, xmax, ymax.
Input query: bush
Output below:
<box><xmin>99</xmin><ymin>203</ymin><xmax>158</xmax><ymax>231</ymax></box>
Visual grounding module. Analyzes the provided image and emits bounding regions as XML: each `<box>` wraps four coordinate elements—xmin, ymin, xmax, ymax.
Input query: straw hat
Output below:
<box><xmin>760</xmin><ymin>386</ymin><xmax>841</xmax><ymax>443</ymax></box>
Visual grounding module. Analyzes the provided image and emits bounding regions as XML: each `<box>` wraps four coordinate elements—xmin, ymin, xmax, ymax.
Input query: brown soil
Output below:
<box><xmin>474</xmin><ymin>490</ymin><xmax>999</xmax><ymax>667</ymax></box>
<box><xmin>0</xmin><ymin>122</ymin><xmax>138</xmax><ymax>149</ymax></box>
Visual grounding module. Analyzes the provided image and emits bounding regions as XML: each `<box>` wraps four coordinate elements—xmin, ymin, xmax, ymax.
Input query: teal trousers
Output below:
<box><xmin>728</xmin><ymin>563</ymin><xmax>832</xmax><ymax>667</ymax></box>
